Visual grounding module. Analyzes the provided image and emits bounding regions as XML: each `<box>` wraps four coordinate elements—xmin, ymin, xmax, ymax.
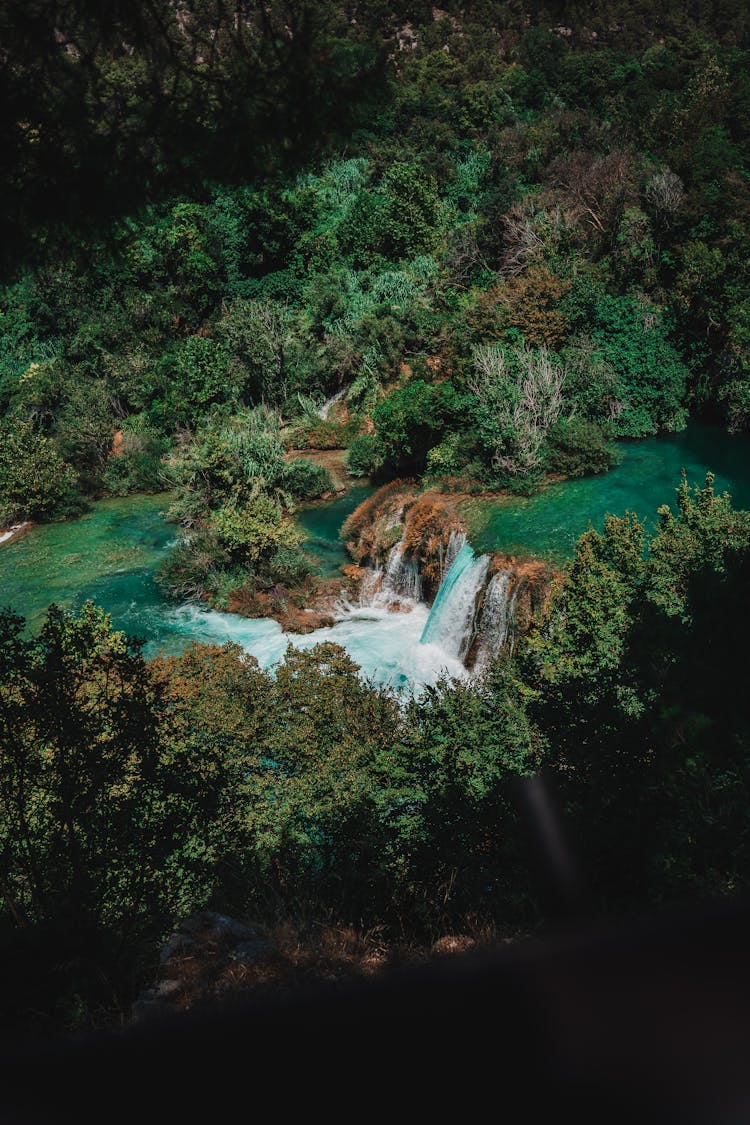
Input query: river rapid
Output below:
<box><xmin>3</xmin><ymin>423</ymin><xmax>750</xmax><ymax>688</ymax></box>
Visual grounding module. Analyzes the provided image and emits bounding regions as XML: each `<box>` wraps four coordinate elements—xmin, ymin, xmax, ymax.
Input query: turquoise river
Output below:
<box><xmin>2</xmin><ymin>423</ymin><xmax>750</xmax><ymax>686</ymax></box>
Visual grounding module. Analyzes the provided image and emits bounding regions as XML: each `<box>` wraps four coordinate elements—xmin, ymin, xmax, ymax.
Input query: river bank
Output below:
<box><xmin>0</xmin><ymin>521</ymin><xmax>30</xmax><ymax>545</ymax></box>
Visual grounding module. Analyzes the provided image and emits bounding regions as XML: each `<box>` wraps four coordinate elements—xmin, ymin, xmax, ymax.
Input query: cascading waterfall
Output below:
<box><xmin>358</xmin><ymin>566</ymin><xmax>384</xmax><ymax>606</ymax></box>
<box><xmin>383</xmin><ymin>542</ymin><xmax>422</xmax><ymax>602</ymax></box>
<box><xmin>438</xmin><ymin>529</ymin><xmax>467</xmax><ymax>583</ymax></box>
<box><xmin>506</xmin><ymin>577</ymin><xmax>524</xmax><ymax>656</ymax></box>
<box><xmin>338</xmin><ymin>530</ymin><xmax>528</xmax><ymax>679</ymax></box>
<box><xmin>317</xmin><ymin>386</ymin><xmax>348</xmax><ymax>420</ymax></box>
<box><xmin>355</xmin><ymin>540</ymin><xmax>422</xmax><ymax>608</ymax></box>
<box><xmin>419</xmin><ymin>543</ymin><xmax>490</xmax><ymax>661</ymax></box>
<box><xmin>473</xmin><ymin>569</ymin><xmax>515</xmax><ymax>671</ymax></box>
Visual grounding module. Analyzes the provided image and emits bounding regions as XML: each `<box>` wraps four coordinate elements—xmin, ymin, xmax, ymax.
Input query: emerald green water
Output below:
<box><xmin>3</xmin><ymin>424</ymin><xmax>750</xmax><ymax>671</ymax></box>
<box><xmin>467</xmin><ymin>423</ymin><xmax>750</xmax><ymax>563</ymax></box>
<box><xmin>295</xmin><ymin>482</ymin><xmax>375</xmax><ymax>575</ymax></box>
<box><xmin>0</xmin><ymin>493</ymin><xmax>178</xmax><ymax>641</ymax></box>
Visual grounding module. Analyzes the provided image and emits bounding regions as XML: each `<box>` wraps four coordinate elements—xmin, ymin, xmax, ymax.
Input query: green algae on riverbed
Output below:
<box><xmin>0</xmin><ymin>493</ymin><xmax>176</xmax><ymax>635</ymax></box>
<box><xmin>465</xmin><ymin>424</ymin><xmax>750</xmax><ymax>564</ymax></box>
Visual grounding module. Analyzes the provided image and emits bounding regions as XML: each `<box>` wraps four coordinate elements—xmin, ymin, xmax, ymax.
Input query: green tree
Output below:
<box><xmin>524</xmin><ymin>475</ymin><xmax>750</xmax><ymax>902</ymax></box>
<box><xmin>0</xmin><ymin>421</ymin><xmax>78</xmax><ymax>524</ymax></box>
<box><xmin>0</xmin><ymin>604</ymin><xmax>165</xmax><ymax>932</ymax></box>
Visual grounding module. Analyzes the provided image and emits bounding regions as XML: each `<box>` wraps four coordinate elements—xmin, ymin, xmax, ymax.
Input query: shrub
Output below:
<box><xmin>0</xmin><ymin>422</ymin><xmax>80</xmax><ymax>524</ymax></box>
<box><xmin>290</xmin><ymin>417</ymin><xmax>358</xmax><ymax>450</ymax></box>
<box><xmin>347</xmin><ymin>433</ymin><xmax>384</xmax><ymax>477</ymax></box>
<box><xmin>102</xmin><ymin>417</ymin><xmax>170</xmax><ymax>495</ymax></box>
<box><xmin>424</xmin><ymin>433</ymin><xmax>466</xmax><ymax>478</ymax></box>
<box><xmin>280</xmin><ymin>459</ymin><xmax>334</xmax><ymax>500</ymax></box>
<box><xmin>372</xmin><ymin>379</ymin><xmax>467</xmax><ymax>474</ymax></box>
<box><xmin>546</xmin><ymin>418</ymin><xmax>620</xmax><ymax>478</ymax></box>
<box><xmin>156</xmin><ymin>530</ymin><xmax>230</xmax><ymax>601</ymax></box>
<box><xmin>213</xmin><ymin>494</ymin><xmax>303</xmax><ymax>567</ymax></box>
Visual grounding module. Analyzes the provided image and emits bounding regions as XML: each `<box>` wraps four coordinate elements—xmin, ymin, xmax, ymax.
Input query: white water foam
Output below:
<box><xmin>151</xmin><ymin>599</ymin><xmax>466</xmax><ymax>690</ymax></box>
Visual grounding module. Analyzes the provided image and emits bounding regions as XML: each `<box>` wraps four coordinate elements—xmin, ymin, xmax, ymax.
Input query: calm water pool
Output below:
<box><xmin>467</xmin><ymin>424</ymin><xmax>750</xmax><ymax>562</ymax></box>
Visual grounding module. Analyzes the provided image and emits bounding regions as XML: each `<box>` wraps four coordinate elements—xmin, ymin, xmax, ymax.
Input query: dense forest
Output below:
<box><xmin>2</xmin><ymin>0</ymin><xmax>750</xmax><ymax>1032</ymax></box>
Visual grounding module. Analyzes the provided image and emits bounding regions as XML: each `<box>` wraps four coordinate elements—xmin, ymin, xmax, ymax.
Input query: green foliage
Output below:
<box><xmin>167</xmin><ymin>408</ymin><xmax>291</xmax><ymax>526</ymax></box>
<box><xmin>377</xmin><ymin>162</ymin><xmax>443</xmax><ymax>260</ymax></box>
<box><xmin>101</xmin><ymin>417</ymin><xmax>170</xmax><ymax>495</ymax></box>
<box><xmin>158</xmin><ymin>409</ymin><xmax>322</xmax><ymax>602</ymax></box>
<box><xmin>546</xmin><ymin>418</ymin><xmax>620</xmax><ymax>479</ymax></box>
<box><xmin>8</xmin><ymin>473</ymin><xmax>750</xmax><ymax>1026</ymax></box>
<box><xmin>524</xmin><ymin>474</ymin><xmax>750</xmax><ymax>901</ymax></box>
<box><xmin>8</xmin><ymin>0</ymin><xmax>750</xmax><ymax>1034</ymax></box>
<box><xmin>588</xmin><ymin>297</ymin><xmax>689</xmax><ymax>437</ymax></box>
<box><xmin>425</xmin><ymin>432</ymin><xmax>468</xmax><ymax>477</ymax></box>
<box><xmin>346</xmin><ymin>433</ymin><xmax>384</xmax><ymax>477</ymax></box>
<box><xmin>213</xmin><ymin>495</ymin><xmax>303</xmax><ymax>568</ymax></box>
<box><xmin>372</xmin><ymin>379</ymin><xmax>468</xmax><ymax>474</ymax></box>
<box><xmin>0</xmin><ymin>604</ymin><xmax>168</xmax><ymax>933</ymax></box>
<box><xmin>279</xmin><ymin>458</ymin><xmax>335</xmax><ymax>501</ymax></box>
<box><xmin>0</xmin><ymin>422</ymin><xmax>79</xmax><ymax>523</ymax></box>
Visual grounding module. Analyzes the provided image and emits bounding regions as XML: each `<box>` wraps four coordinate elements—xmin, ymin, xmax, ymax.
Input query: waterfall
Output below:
<box><xmin>419</xmin><ymin>543</ymin><xmax>490</xmax><ymax>661</ymax></box>
<box><xmin>317</xmin><ymin>387</ymin><xmax>348</xmax><ymax>420</ymax></box>
<box><xmin>355</xmin><ymin>540</ymin><xmax>422</xmax><ymax>608</ymax></box>
<box><xmin>358</xmin><ymin>566</ymin><xmax>384</xmax><ymax>606</ymax></box>
<box><xmin>473</xmin><ymin>569</ymin><xmax>515</xmax><ymax>671</ymax></box>
<box><xmin>383</xmin><ymin>542</ymin><xmax>422</xmax><ymax>602</ymax></box>
<box><xmin>506</xmin><ymin>578</ymin><xmax>523</xmax><ymax>656</ymax></box>
<box><xmin>438</xmin><ymin>529</ymin><xmax>467</xmax><ymax>583</ymax></box>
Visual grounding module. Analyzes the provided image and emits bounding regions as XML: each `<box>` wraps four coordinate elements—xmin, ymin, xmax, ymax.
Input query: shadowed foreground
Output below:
<box><xmin>4</xmin><ymin>896</ymin><xmax>750</xmax><ymax>1125</ymax></box>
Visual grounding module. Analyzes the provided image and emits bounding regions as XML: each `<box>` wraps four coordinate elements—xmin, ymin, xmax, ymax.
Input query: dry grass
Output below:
<box><xmin>149</xmin><ymin>918</ymin><xmax>510</xmax><ymax>1017</ymax></box>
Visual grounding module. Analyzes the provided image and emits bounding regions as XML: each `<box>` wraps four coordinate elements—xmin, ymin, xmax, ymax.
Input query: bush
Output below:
<box><xmin>156</xmin><ymin>530</ymin><xmax>230</xmax><ymax>601</ymax></box>
<box><xmin>290</xmin><ymin>417</ymin><xmax>358</xmax><ymax>450</ymax></box>
<box><xmin>269</xmin><ymin>545</ymin><xmax>313</xmax><ymax>585</ymax></box>
<box><xmin>372</xmin><ymin>379</ymin><xmax>467</xmax><ymax>474</ymax></box>
<box><xmin>424</xmin><ymin>433</ymin><xmax>467</xmax><ymax>478</ymax></box>
<box><xmin>280</xmin><ymin>459</ymin><xmax>334</xmax><ymax>500</ymax></box>
<box><xmin>347</xmin><ymin>433</ymin><xmax>384</xmax><ymax>477</ymax></box>
<box><xmin>213</xmin><ymin>494</ymin><xmax>303</xmax><ymax>567</ymax></box>
<box><xmin>546</xmin><ymin>418</ymin><xmax>620</xmax><ymax>479</ymax></box>
<box><xmin>0</xmin><ymin>422</ymin><xmax>80</xmax><ymax>524</ymax></box>
<box><xmin>102</xmin><ymin>417</ymin><xmax>170</xmax><ymax>495</ymax></box>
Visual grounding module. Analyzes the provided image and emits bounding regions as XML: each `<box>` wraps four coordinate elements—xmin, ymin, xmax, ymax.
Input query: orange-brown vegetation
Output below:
<box><xmin>225</xmin><ymin>578</ymin><xmax>344</xmax><ymax>633</ymax></box>
<box><xmin>402</xmin><ymin>492</ymin><xmax>464</xmax><ymax>585</ymax></box>
<box><xmin>498</xmin><ymin>266</ymin><xmax>572</xmax><ymax>348</ymax></box>
<box><xmin>549</xmin><ymin>147</ymin><xmax>637</xmax><ymax>241</ymax></box>
<box><xmin>341</xmin><ymin>564</ymin><xmax>372</xmax><ymax>602</ymax></box>
<box><xmin>341</xmin><ymin>479</ymin><xmax>417</xmax><ymax>561</ymax></box>
<box><xmin>138</xmin><ymin>915</ymin><xmax>498</xmax><ymax>1021</ymax></box>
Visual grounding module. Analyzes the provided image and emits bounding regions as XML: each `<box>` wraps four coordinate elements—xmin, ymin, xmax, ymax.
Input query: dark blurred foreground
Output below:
<box><xmin>3</xmin><ymin>895</ymin><xmax>750</xmax><ymax>1125</ymax></box>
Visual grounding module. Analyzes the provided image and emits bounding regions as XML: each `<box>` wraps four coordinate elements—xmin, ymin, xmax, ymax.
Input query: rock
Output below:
<box><xmin>159</xmin><ymin>911</ymin><xmax>259</xmax><ymax>967</ymax></box>
<box><xmin>229</xmin><ymin>937</ymin><xmax>278</xmax><ymax>965</ymax></box>
<box><xmin>137</xmin><ymin>912</ymin><xmax>277</xmax><ymax>1021</ymax></box>
<box><xmin>159</xmin><ymin>931</ymin><xmax>194</xmax><ymax>965</ymax></box>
